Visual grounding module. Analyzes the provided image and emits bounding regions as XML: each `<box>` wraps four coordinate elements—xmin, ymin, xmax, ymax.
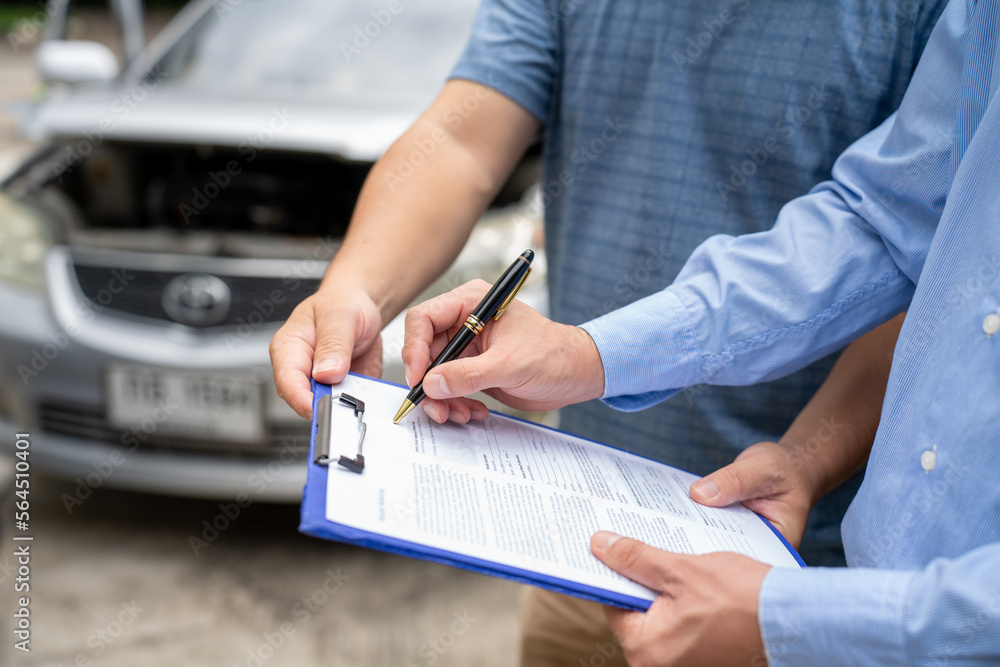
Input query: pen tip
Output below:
<box><xmin>392</xmin><ymin>399</ymin><xmax>416</xmax><ymax>424</ymax></box>
<box><xmin>521</xmin><ymin>249</ymin><xmax>534</xmax><ymax>262</ymax></box>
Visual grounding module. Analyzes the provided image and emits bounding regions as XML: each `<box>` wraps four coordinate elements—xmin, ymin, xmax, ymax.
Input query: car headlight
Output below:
<box><xmin>0</xmin><ymin>192</ymin><xmax>54</xmax><ymax>290</ymax></box>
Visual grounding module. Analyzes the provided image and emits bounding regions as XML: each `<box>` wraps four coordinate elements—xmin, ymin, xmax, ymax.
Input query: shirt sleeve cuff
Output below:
<box><xmin>579</xmin><ymin>288</ymin><xmax>702</xmax><ymax>412</ymax></box>
<box><xmin>760</xmin><ymin>566</ymin><xmax>916</xmax><ymax>667</ymax></box>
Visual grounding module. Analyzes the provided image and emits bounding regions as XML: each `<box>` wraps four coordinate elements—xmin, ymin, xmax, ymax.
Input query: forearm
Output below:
<box><xmin>320</xmin><ymin>80</ymin><xmax>539</xmax><ymax>325</ymax></box>
<box><xmin>778</xmin><ymin>313</ymin><xmax>904</xmax><ymax>504</ymax></box>
<box><xmin>583</xmin><ymin>188</ymin><xmax>918</xmax><ymax>411</ymax></box>
<box><xmin>586</xmin><ymin>26</ymin><xmax>959</xmax><ymax>409</ymax></box>
<box><xmin>271</xmin><ymin>83</ymin><xmax>537</xmax><ymax>416</ymax></box>
<box><xmin>761</xmin><ymin>542</ymin><xmax>1000</xmax><ymax>667</ymax></box>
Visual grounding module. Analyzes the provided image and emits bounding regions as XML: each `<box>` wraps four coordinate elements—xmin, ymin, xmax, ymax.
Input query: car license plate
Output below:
<box><xmin>106</xmin><ymin>366</ymin><xmax>266</xmax><ymax>445</ymax></box>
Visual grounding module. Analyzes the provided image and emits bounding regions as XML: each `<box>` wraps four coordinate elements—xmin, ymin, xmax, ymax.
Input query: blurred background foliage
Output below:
<box><xmin>1</xmin><ymin>1</ymin><xmax>186</xmax><ymax>34</ymax></box>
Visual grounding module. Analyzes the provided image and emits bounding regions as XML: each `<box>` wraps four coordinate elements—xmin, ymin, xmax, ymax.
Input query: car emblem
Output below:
<box><xmin>162</xmin><ymin>274</ymin><xmax>232</xmax><ymax>327</ymax></box>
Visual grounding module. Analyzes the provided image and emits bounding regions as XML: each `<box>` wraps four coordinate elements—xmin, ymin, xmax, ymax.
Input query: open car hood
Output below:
<box><xmin>19</xmin><ymin>87</ymin><xmax>425</xmax><ymax>162</ymax></box>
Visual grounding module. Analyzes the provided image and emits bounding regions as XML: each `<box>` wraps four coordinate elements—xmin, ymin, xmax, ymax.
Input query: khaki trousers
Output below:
<box><xmin>519</xmin><ymin>587</ymin><xmax>629</xmax><ymax>667</ymax></box>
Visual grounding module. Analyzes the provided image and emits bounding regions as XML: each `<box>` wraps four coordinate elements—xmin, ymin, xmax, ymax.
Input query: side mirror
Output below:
<box><xmin>35</xmin><ymin>41</ymin><xmax>120</xmax><ymax>85</ymax></box>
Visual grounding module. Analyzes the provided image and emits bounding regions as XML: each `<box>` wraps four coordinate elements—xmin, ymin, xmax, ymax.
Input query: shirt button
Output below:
<box><xmin>985</xmin><ymin>313</ymin><xmax>1000</xmax><ymax>337</ymax></box>
<box><xmin>920</xmin><ymin>447</ymin><xmax>937</xmax><ymax>473</ymax></box>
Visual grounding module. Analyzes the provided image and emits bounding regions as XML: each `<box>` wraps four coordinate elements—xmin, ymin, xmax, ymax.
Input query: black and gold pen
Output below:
<box><xmin>392</xmin><ymin>249</ymin><xmax>534</xmax><ymax>423</ymax></box>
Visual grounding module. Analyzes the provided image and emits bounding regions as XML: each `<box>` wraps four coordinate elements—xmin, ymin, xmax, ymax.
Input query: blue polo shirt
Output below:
<box><xmin>451</xmin><ymin>0</ymin><xmax>945</xmax><ymax>565</ymax></box>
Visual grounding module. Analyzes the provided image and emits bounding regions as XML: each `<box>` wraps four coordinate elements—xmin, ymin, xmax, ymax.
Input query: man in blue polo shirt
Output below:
<box><xmin>271</xmin><ymin>0</ymin><xmax>945</xmax><ymax>662</ymax></box>
<box><xmin>399</xmin><ymin>0</ymin><xmax>1000</xmax><ymax>663</ymax></box>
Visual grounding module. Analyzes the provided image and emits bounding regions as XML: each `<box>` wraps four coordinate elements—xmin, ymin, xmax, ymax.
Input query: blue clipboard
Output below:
<box><xmin>298</xmin><ymin>375</ymin><xmax>805</xmax><ymax>612</ymax></box>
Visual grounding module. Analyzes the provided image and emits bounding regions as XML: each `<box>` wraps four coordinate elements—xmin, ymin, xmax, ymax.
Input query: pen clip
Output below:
<box><xmin>494</xmin><ymin>267</ymin><xmax>531</xmax><ymax>320</ymax></box>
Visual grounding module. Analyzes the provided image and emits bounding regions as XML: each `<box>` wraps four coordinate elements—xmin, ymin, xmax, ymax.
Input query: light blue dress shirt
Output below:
<box><xmin>451</xmin><ymin>0</ymin><xmax>947</xmax><ymax>568</ymax></box>
<box><xmin>580</xmin><ymin>0</ymin><xmax>1000</xmax><ymax>663</ymax></box>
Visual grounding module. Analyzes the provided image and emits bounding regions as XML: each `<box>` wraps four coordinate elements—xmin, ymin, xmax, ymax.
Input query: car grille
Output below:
<box><xmin>73</xmin><ymin>263</ymin><xmax>320</xmax><ymax>328</ymax></box>
<box><xmin>38</xmin><ymin>399</ymin><xmax>310</xmax><ymax>458</ymax></box>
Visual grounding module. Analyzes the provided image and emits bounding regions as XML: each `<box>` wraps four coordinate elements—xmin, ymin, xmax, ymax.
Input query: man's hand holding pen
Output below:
<box><xmin>394</xmin><ymin>249</ymin><xmax>536</xmax><ymax>422</ymax></box>
<box><xmin>400</xmin><ymin>279</ymin><xmax>606</xmax><ymax>423</ymax></box>
<box><xmin>401</xmin><ymin>277</ymin><xmax>814</xmax><ymax>667</ymax></box>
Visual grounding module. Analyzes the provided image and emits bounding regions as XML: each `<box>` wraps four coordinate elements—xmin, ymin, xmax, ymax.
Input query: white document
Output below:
<box><xmin>322</xmin><ymin>375</ymin><xmax>802</xmax><ymax>606</ymax></box>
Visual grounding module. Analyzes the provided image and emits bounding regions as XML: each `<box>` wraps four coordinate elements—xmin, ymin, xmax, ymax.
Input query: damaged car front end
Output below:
<box><xmin>0</xmin><ymin>0</ymin><xmax>543</xmax><ymax>501</ymax></box>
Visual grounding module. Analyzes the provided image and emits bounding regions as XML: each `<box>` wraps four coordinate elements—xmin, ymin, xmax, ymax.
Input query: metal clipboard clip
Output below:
<box><xmin>314</xmin><ymin>392</ymin><xmax>367</xmax><ymax>473</ymax></box>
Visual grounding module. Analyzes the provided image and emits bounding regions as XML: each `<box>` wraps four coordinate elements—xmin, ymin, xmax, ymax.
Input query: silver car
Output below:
<box><xmin>0</xmin><ymin>0</ymin><xmax>543</xmax><ymax>501</ymax></box>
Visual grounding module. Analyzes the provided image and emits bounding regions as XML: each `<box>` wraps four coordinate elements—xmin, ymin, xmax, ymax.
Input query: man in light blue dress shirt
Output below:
<box><xmin>401</xmin><ymin>0</ymin><xmax>1000</xmax><ymax>662</ymax></box>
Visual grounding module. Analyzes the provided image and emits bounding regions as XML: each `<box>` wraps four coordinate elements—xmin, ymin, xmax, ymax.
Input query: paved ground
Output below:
<box><xmin>0</xmin><ymin>11</ymin><xmax>523</xmax><ymax>666</ymax></box>
<box><xmin>0</xmin><ymin>475</ymin><xmax>521</xmax><ymax>667</ymax></box>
